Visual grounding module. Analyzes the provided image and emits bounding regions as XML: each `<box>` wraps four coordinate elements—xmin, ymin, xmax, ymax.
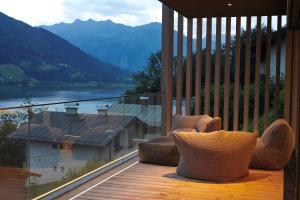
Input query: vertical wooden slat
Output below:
<box><xmin>263</xmin><ymin>16</ymin><xmax>272</xmax><ymax>130</ymax></box>
<box><xmin>243</xmin><ymin>16</ymin><xmax>251</xmax><ymax>131</ymax></box>
<box><xmin>253</xmin><ymin>16</ymin><xmax>262</xmax><ymax>133</ymax></box>
<box><xmin>185</xmin><ymin>18</ymin><xmax>193</xmax><ymax>115</ymax></box>
<box><xmin>233</xmin><ymin>17</ymin><xmax>241</xmax><ymax>131</ymax></box>
<box><xmin>223</xmin><ymin>17</ymin><xmax>231</xmax><ymax>131</ymax></box>
<box><xmin>176</xmin><ymin>14</ymin><xmax>183</xmax><ymax>115</ymax></box>
<box><xmin>195</xmin><ymin>18</ymin><xmax>202</xmax><ymax>115</ymax></box>
<box><xmin>284</xmin><ymin>30</ymin><xmax>293</xmax><ymax>122</ymax></box>
<box><xmin>214</xmin><ymin>17</ymin><xmax>221</xmax><ymax>117</ymax></box>
<box><xmin>204</xmin><ymin>18</ymin><xmax>212</xmax><ymax>115</ymax></box>
<box><xmin>275</xmin><ymin>15</ymin><xmax>282</xmax><ymax>119</ymax></box>
<box><xmin>161</xmin><ymin>5</ymin><xmax>174</xmax><ymax>135</ymax></box>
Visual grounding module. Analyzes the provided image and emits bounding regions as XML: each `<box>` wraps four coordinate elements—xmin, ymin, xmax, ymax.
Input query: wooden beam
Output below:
<box><xmin>195</xmin><ymin>18</ymin><xmax>203</xmax><ymax>115</ymax></box>
<box><xmin>223</xmin><ymin>17</ymin><xmax>231</xmax><ymax>131</ymax></box>
<box><xmin>161</xmin><ymin>5</ymin><xmax>174</xmax><ymax>135</ymax></box>
<box><xmin>158</xmin><ymin>0</ymin><xmax>286</xmax><ymax>18</ymax></box>
<box><xmin>253</xmin><ymin>16</ymin><xmax>262</xmax><ymax>133</ymax></box>
<box><xmin>185</xmin><ymin>18</ymin><xmax>193</xmax><ymax>115</ymax></box>
<box><xmin>287</xmin><ymin>0</ymin><xmax>300</xmax><ymax>29</ymax></box>
<box><xmin>274</xmin><ymin>15</ymin><xmax>282</xmax><ymax>119</ymax></box>
<box><xmin>176</xmin><ymin>14</ymin><xmax>184</xmax><ymax>115</ymax></box>
<box><xmin>263</xmin><ymin>16</ymin><xmax>272</xmax><ymax>130</ymax></box>
<box><xmin>233</xmin><ymin>17</ymin><xmax>241</xmax><ymax>131</ymax></box>
<box><xmin>204</xmin><ymin>18</ymin><xmax>212</xmax><ymax>115</ymax></box>
<box><xmin>243</xmin><ymin>16</ymin><xmax>251</xmax><ymax>131</ymax></box>
<box><xmin>214</xmin><ymin>17</ymin><xmax>221</xmax><ymax>117</ymax></box>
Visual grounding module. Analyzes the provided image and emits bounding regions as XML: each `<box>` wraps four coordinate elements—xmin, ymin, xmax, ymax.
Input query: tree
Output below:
<box><xmin>125</xmin><ymin>51</ymin><xmax>161</xmax><ymax>95</ymax></box>
<box><xmin>0</xmin><ymin>111</ymin><xmax>26</xmax><ymax>167</ymax></box>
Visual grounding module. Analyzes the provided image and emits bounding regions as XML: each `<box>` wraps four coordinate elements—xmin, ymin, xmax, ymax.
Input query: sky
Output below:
<box><xmin>0</xmin><ymin>0</ymin><xmax>286</xmax><ymax>37</ymax></box>
<box><xmin>0</xmin><ymin>0</ymin><xmax>162</xmax><ymax>26</ymax></box>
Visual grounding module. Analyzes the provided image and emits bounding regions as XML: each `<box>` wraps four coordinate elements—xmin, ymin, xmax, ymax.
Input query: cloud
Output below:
<box><xmin>62</xmin><ymin>0</ymin><xmax>162</xmax><ymax>26</ymax></box>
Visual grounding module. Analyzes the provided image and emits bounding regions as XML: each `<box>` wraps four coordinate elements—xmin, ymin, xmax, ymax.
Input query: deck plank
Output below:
<box><xmin>69</xmin><ymin>162</ymin><xmax>283</xmax><ymax>200</ymax></box>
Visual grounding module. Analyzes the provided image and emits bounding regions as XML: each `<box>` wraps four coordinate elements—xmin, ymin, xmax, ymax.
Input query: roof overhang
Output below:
<box><xmin>158</xmin><ymin>0</ymin><xmax>287</xmax><ymax>18</ymax></box>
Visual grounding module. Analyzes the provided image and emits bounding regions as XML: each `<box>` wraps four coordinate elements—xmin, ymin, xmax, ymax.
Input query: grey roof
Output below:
<box><xmin>108</xmin><ymin>103</ymin><xmax>161</xmax><ymax>127</ymax></box>
<box><xmin>8</xmin><ymin>111</ymin><xmax>143</xmax><ymax>147</ymax></box>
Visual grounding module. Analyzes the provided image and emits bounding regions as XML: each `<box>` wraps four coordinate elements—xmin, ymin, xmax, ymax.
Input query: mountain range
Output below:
<box><xmin>0</xmin><ymin>12</ymin><xmax>130</xmax><ymax>86</ymax></box>
<box><xmin>42</xmin><ymin>20</ymin><xmax>224</xmax><ymax>72</ymax></box>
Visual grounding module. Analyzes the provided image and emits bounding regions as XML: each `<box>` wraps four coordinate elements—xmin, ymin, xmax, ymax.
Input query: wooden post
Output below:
<box><xmin>176</xmin><ymin>14</ymin><xmax>183</xmax><ymax>115</ymax></box>
<box><xmin>253</xmin><ymin>16</ymin><xmax>262</xmax><ymax>132</ymax></box>
<box><xmin>185</xmin><ymin>18</ymin><xmax>193</xmax><ymax>115</ymax></box>
<box><xmin>223</xmin><ymin>17</ymin><xmax>231</xmax><ymax>130</ymax></box>
<box><xmin>233</xmin><ymin>17</ymin><xmax>241</xmax><ymax>131</ymax></box>
<box><xmin>204</xmin><ymin>18</ymin><xmax>212</xmax><ymax>115</ymax></box>
<box><xmin>214</xmin><ymin>17</ymin><xmax>221</xmax><ymax>117</ymax></box>
<box><xmin>284</xmin><ymin>30</ymin><xmax>293</xmax><ymax>122</ymax></box>
<box><xmin>161</xmin><ymin>5</ymin><xmax>174</xmax><ymax>135</ymax></box>
<box><xmin>275</xmin><ymin>15</ymin><xmax>282</xmax><ymax>119</ymax></box>
<box><xmin>243</xmin><ymin>16</ymin><xmax>251</xmax><ymax>131</ymax></box>
<box><xmin>195</xmin><ymin>18</ymin><xmax>203</xmax><ymax>115</ymax></box>
<box><xmin>292</xmin><ymin>30</ymin><xmax>300</xmax><ymax>200</ymax></box>
<box><xmin>263</xmin><ymin>16</ymin><xmax>272</xmax><ymax>130</ymax></box>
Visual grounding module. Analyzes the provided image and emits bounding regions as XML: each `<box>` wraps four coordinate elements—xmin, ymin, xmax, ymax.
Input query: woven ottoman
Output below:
<box><xmin>174</xmin><ymin>131</ymin><xmax>258</xmax><ymax>182</ymax></box>
<box><xmin>138</xmin><ymin>137</ymin><xmax>180</xmax><ymax>166</ymax></box>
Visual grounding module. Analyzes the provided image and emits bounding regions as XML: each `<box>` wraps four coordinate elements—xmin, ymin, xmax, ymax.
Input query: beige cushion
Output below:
<box><xmin>174</xmin><ymin>131</ymin><xmax>257</xmax><ymax>182</ymax></box>
<box><xmin>172</xmin><ymin>115</ymin><xmax>222</xmax><ymax>133</ymax></box>
<box><xmin>168</xmin><ymin>128</ymin><xmax>197</xmax><ymax>137</ymax></box>
<box><xmin>195</xmin><ymin>115</ymin><xmax>222</xmax><ymax>132</ymax></box>
<box><xmin>250</xmin><ymin>119</ymin><xmax>293</xmax><ymax>170</ymax></box>
<box><xmin>172</xmin><ymin>115</ymin><xmax>200</xmax><ymax>129</ymax></box>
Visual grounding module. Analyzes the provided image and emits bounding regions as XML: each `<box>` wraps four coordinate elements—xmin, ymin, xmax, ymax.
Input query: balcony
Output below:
<box><xmin>1</xmin><ymin>0</ymin><xmax>300</xmax><ymax>199</ymax></box>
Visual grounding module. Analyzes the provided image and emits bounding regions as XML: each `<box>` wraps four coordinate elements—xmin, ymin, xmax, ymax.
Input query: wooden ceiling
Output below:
<box><xmin>158</xmin><ymin>0</ymin><xmax>287</xmax><ymax>18</ymax></box>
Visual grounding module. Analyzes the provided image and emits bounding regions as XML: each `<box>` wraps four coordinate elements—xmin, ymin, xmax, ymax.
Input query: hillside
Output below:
<box><xmin>43</xmin><ymin>20</ymin><xmax>224</xmax><ymax>72</ymax></box>
<box><xmin>0</xmin><ymin>12</ymin><xmax>131</xmax><ymax>86</ymax></box>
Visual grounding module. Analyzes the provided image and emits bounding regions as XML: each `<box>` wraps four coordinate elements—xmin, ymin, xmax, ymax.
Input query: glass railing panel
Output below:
<box><xmin>121</xmin><ymin>93</ymin><xmax>162</xmax><ymax>155</ymax></box>
<box><xmin>0</xmin><ymin>93</ymin><xmax>162</xmax><ymax>199</ymax></box>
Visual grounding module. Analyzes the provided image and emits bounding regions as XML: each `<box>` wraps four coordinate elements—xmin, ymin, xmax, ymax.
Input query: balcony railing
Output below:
<box><xmin>0</xmin><ymin>93</ymin><xmax>162</xmax><ymax>199</ymax></box>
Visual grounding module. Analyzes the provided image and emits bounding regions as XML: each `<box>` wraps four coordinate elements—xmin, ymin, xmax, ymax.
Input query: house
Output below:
<box><xmin>260</xmin><ymin>34</ymin><xmax>286</xmax><ymax>76</ymax></box>
<box><xmin>8</xmin><ymin>110</ymin><xmax>146</xmax><ymax>184</ymax></box>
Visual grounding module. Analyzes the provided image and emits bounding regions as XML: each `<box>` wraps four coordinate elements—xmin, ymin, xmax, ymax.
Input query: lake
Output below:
<box><xmin>0</xmin><ymin>86</ymin><xmax>129</xmax><ymax>112</ymax></box>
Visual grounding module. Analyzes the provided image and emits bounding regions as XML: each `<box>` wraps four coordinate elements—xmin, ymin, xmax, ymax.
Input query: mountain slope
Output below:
<box><xmin>43</xmin><ymin>20</ymin><xmax>225</xmax><ymax>72</ymax></box>
<box><xmin>42</xmin><ymin>20</ymin><xmax>161</xmax><ymax>72</ymax></box>
<box><xmin>0</xmin><ymin>12</ymin><xmax>130</xmax><ymax>86</ymax></box>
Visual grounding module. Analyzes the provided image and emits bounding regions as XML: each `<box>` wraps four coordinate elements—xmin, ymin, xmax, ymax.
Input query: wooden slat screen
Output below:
<box><xmin>195</xmin><ymin>18</ymin><xmax>203</xmax><ymax>115</ymax></box>
<box><xmin>169</xmin><ymin>12</ymin><xmax>288</xmax><ymax>133</ymax></box>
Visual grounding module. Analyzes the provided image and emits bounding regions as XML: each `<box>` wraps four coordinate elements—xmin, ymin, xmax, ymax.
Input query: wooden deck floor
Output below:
<box><xmin>65</xmin><ymin>161</ymin><xmax>283</xmax><ymax>200</ymax></box>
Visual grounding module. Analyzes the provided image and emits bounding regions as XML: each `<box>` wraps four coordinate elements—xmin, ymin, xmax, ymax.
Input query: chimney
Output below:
<box><xmin>97</xmin><ymin>104</ymin><xmax>110</xmax><ymax>116</ymax></box>
<box><xmin>64</xmin><ymin>103</ymin><xmax>79</xmax><ymax>115</ymax></box>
